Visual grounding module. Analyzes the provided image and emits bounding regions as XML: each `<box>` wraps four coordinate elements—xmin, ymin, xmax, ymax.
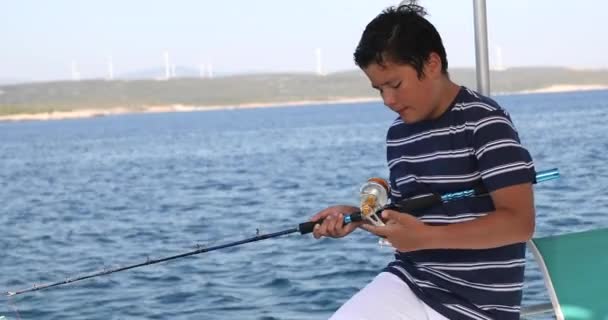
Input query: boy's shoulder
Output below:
<box><xmin>452</xmin><ymin>86</ymin><xmax>511</xmax><ymax>120</ymax></box>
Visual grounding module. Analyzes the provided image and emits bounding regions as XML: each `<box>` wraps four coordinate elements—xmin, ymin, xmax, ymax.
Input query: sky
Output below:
<box><xmin>1</xmin><ymin>0</ymin><xmax>606</xmax><ymax>82</ymax></box>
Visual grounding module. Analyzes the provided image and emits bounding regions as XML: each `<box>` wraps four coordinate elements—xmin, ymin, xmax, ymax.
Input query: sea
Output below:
<box><xmin>1</xmin><ymin>89</ymin><xmax>607</xmax><ymax>320</ymax></box>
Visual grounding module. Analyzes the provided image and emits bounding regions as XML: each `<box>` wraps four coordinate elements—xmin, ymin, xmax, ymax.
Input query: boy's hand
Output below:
<box><xmin>310</xmin><ymin>205</ymin><xmax>361</xmax><ymax>239</ymax></box>
<box><xmin>360</xmin><ymin>210</ymin><xmax>434</xmax><ymax>252</ymax></box>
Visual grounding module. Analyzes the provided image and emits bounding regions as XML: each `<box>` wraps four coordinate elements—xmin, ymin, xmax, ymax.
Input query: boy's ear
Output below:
<box><xmin>425</xmin><ymin>52</ymin><xmax>442</xmax><ymax>78</ymax></box>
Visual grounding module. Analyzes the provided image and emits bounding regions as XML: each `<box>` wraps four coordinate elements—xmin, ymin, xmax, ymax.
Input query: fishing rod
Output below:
<box><xmin>301</xmin><ymin>168</ymin><xmax>560</xmax><ymax>228</ymax></box>
<box><xmin>5</xmin><ymin>168</ymin><xmax>559</xmax><ymax>297</ymax></box>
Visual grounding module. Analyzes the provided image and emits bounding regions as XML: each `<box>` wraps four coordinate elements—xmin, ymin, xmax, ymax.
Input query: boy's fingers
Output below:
<box><xmin>313</xmin><ymin>223</ymin><xmax>325</xmax><ymax>239</ymax></box>
<box><xmin>329</xmin><ymin>213</ymin><xmax>344</xmax><ymax>235</ymax></box>
<box><xmin>381</xmin><ymin>209</ymin><xmax>405</xmax><ymax>222</ymax></box>
<box><xmin>360</xmin><ymin>223</ymin><xmax>389</xmax><ymax>237</ymax></box>
<box><xmin>310</xmin><ymin>209</ymin><xmax>330</xmax><ymax>222</ymax></box>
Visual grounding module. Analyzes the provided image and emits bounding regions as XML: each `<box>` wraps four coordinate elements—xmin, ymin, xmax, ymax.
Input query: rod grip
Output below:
<box><xmin>298</xmin><ymin>221</ymin><xmax>317</xmax><ymax>235</ymax></box>
<box><xmin>298</xmin><ymin>212</ymin><xmax>363</xmax><ymax>234</ymax></box>
<box><xmin>392</xmin><ymin>194</ymin><xmax>442</xmax><ymax>212</ymax></box>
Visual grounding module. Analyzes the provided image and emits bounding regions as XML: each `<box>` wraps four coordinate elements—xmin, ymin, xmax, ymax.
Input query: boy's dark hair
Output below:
<box><xmin>353</xmin><ymin>3</ymin><xmax>448</xmax><ymax>79</ymax></box>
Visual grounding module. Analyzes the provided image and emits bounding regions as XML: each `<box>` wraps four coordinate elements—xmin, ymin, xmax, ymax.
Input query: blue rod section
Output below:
<box><xmin>535</xmin><ymin>168</ymin><xmax>560</xmax><ymax>183</ymax></box>
<box><xmin>441</xmin><ymin>168</ymin><xmax>559</xmax><ymax>202</ymax></box>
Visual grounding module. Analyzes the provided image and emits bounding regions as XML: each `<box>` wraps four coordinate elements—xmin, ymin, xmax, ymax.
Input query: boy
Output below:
<box><xmin>311</xmin><ymin>4</ymin><xmax>536</xmax><ymax>320</ymax></box>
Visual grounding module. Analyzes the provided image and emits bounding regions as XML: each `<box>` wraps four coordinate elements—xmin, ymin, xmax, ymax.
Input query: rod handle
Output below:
<box><xmin>298</xmin><ymin>212</ymin><xmax>363</xmax><ymax>234</ymax></box>
<box><xmin>393</xmin><ymin>194</ymin><xmax>442</xmax><ymax>212</ymax></box>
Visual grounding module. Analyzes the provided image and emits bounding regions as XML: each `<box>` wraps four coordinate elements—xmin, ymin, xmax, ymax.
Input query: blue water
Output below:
<box><xmin>1</xmin><ymin>90</ymin><xmax>607</xmax><ymax>320</ymax></box>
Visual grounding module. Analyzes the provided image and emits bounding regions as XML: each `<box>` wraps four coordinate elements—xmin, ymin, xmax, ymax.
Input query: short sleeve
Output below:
<box><xmin>472</xmin><ymin>109</ymin><xmax>536</xmax><ymax>192</ymax></box>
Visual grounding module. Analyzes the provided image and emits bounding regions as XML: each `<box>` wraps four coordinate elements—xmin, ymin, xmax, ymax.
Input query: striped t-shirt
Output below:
<box><xmin>384</xmin><ymin>86</ymin><xmax>535</xmax><ymax>320</ymax></box>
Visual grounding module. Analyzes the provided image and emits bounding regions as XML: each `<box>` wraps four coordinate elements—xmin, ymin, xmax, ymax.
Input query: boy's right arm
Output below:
<box><xmin>310</xmin><ymin>205</ymin><xmax>361</xmax><ymax>239</ymax></box>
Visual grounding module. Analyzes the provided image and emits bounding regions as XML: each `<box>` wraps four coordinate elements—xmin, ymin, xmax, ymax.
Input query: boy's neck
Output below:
<box><xmin>429</xmin><ymin>79</ymin><xmax>461</xmax><ymax>120</ymax></box>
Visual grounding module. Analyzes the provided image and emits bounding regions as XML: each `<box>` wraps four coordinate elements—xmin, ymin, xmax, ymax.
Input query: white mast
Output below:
<box><xmin>473</xmin><ymin>0</ymin><xmax>490</xmax><ymax>95</ymax></box>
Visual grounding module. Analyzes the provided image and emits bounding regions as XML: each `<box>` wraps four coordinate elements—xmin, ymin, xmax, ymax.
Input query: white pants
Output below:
<box><xmin>329</xmin><ymin>272</ymin><xmax>448</xmax><ymax>320</ymax></box>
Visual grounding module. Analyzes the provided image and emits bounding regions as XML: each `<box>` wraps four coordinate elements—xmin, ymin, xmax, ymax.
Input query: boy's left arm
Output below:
<box><xmin>361</xmin><ymin>182</ymin><xmax>534</xmax><ymax>252</ymax></box>
<box><xmin>426</xmin><ymin>182</ymin><xmax>535</xmax><ymax>250</ymax></box>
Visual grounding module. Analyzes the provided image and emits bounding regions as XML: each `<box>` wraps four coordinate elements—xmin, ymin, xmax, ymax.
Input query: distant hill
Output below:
<box><xmin>1</xmin><ymin>67</ymin><xmax>608</xmax><ymax>116</ymax></box>
<box><xmin>118</xmin><ymin>66</ymin><xmax>257</xmax><ymax>80</ymax></box>
<box><xmin>0</xmin><ymin>78</ymin><xmax>28</xmax><ymax>86</ymax></box>
<box><xmin>119</xmin><ymin>66</ymin><xmax>200</xmax><ymax>80</ymax></box>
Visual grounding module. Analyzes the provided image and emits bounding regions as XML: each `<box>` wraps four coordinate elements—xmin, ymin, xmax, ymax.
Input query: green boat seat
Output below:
<box><xmin>526</xmin><ymin>228</ymin><xmax>608</xmax><ymax>320</ymax></box>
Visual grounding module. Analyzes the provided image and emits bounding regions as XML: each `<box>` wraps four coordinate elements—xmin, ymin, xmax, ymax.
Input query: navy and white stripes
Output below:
<box><xmin>384</xmin><ymin>87</ymin><xmax>535</xmax><ymax>320</ymax></box>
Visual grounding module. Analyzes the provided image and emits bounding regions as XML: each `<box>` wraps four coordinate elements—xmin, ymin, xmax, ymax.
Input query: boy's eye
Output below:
<box><xmin>373</xmin><ymin>81</ymin><xmax>400</xmax><ymax>93</ymax></box>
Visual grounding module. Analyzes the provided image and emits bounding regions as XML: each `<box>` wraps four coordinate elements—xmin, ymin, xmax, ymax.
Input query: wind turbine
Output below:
<box><xmin>71</xmin><ymin>61</ymin><xmax>81</xmax><ymax>81</ymax></box>
<box><xmin>107</xmin><ymin>56</ymin><xmax>115</xmax><ymax>80</ymax></box>
<box><xmin>315</xmin><ymin>48</ymin><xmax>324</xmax><ymax>76</ymax></box>
<box><xmin>163</xmin><ymin>51</ymin><xmax>171</xmax><ymax>80</ymax></box>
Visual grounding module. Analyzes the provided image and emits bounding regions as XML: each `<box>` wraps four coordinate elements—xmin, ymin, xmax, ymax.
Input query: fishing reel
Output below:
<box><xmin>358</xmin><ymin>177</ymin><xmax>393</xmax><ymax>246</ymax></box>
<box><xmin>359</xmin><ymin>177</ymin><xmax>390</xmax><ymax>226</ymax></box>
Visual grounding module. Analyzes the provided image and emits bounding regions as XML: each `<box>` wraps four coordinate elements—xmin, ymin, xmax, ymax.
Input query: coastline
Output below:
<box><xmin>507</xmin><ymin>84</ymin><xmax>608</xmax><ymax>95</ymax></box>
<box><xmin>0</xmin><ymin>97</ymin><xmax>381</xmax><ymax>122</ymax></box>
<box><xmin>1</xmin><ymin>84</ymin><xmax>607</xmax><ymax>122</ymax></box>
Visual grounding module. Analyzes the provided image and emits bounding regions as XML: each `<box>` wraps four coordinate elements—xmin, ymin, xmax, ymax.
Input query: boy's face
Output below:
<box><xmin>362</xmin><ymin>55</ymin><xmax>443</xmax><ymax>124</ymax></box>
